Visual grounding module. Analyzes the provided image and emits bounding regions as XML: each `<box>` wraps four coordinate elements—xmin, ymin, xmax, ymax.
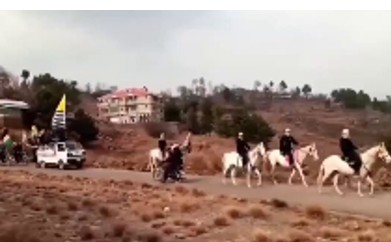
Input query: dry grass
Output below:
<box><xmin>174</xmin><ymin>185</ymin><xmax>189</xmax><ymax>195</ymax></box>
<box><xmin>112</xmin><ymin>221</ymin><xmax>127</xmax><ymax>237</ymax></box>
<box><xmin>305</xmin><ymin>205</ymin><xmax>326</xmax><ymax>220</ymax></box>
<box><xmin>67</xmin><ymin>201</ymin><xmax>78</xmax><ymax>211</ymax></box>
<box><xmin>173</xmin><ymin>220</ymin><xmax>195</xmax><ymax>228</ymax></box>
<box><xmin>140</xmin><ymin>213</ymin><xmax>152</xmax><ymax>223</ymax></box>
<box><xmin>191</xmin><ymin>188</ymin><xmax>206</xmax><ymax>197</ymax></box>
<box><xmin>81</xmin><ymin>198</ymin><xmax>95</xmax><ymax>207</ymax></box>
<box><xmin>0</xmin><ymin>225</ymin><xmax>42</xmax><ymax>242</ymax></box>
<box><xmin>382</xmin><ymin>220</ymin><xmax>391</xmax><ymax>227</ymax></box>
<box><xmin>319</xmin><ymin>226</ymin><xmax>346</xmax><ymax>239</ymax></box>
<box><xmin>290</xmin><ymin>217</ymin><xmax>312</xmax><ymax>228</ymax></box>
<box><xmin>357</xmin><ymin>230</ymin><xmax>376</xmax><ymax>242</ymax></box>
<box><xmin>251</xmin><ymin>229</ymin><xmax>272</xmax><ymax>242</ymax></box>
<box><xmin>45</xmin><ymin>204</ymin><xmax>58</xmax><ymax>215</ymax></box>
<box><xmin>213</xmin><ymin>216</ymin><xmax>230</xmax><ymax>227</ymax></box>
<box><xmin>179</xmin><ymin>200</ymin><xmax>200</xmax><ymax>213</ymax></box>
<box><xmin>99</xmin><ymin>205</ymin><xmax>112</xmax><ymax>217</ymax></box>
<box><xmin>247</xmin><ymin>205</ymin><xmax>268</xmax><ymax>219</ymax></box>
<box><xmin>288</xmin><ymin>229</ymin><xmax>314</xmax><ymax>242</ymax></box>
<box><xmin>79</xmin><ymin>225</ymin><xmax>95</xmax><ymax>240</ymax></box>
<box><xmin>270</xmin><ymin>199</ymin><xmax>288</xmax><ymax>209</ymax></box>
<box><xmin>223</xmin><ymin>206</ymin><xmax>246</xmax><ymax>219</ymax></box>
<box><xmin>161</xmin><ymin>226</ymin><xmax>175</xmax><ymax>235</ymax></box>
<box><xmin>189</xmin><ymin>225</ymin><xmax>207</xmax><ymax>236</ymax></box>
<box><xmin>137</xmin><ymin>232</ymin><xmax>162</xmax><ymax>242</ymax></box>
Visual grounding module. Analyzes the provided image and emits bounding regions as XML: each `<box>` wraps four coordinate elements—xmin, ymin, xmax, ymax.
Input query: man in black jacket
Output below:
<box><xmin>279</xmin><ymin>128</ymin><xmax>299</xmax><ymax>166</ymax></box>
<box><xmin>158</xmin><ymin>132</ymin><xmax>167</xmax><ymax>161</ymax></box>
<box><xmin>236</xmin><ymin>132</ymin><xmax>250</xmax><ymax>167</ymax></box>
<box><xmin>339</xmin><ymin>129</ymin><xmax>362</xmax><ymax>175</ymax></box>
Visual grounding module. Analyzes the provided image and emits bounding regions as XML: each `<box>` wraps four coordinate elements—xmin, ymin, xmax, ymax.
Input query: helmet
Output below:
<box><xmin>238</xmin><ymin>132</ymin><xmax>243</xmax><ymax>137</ymax></box>
<box><xmin>285</xmin><ymin>128</ymin><xmax>291</xmax><ymax>134</ymax></box>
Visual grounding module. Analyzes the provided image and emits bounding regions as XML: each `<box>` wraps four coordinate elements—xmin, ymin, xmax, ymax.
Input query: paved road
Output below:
<box><xmin>1</xmin><ymin>166</ymin><xmax>391</xmax><ymax>219</ymax></box>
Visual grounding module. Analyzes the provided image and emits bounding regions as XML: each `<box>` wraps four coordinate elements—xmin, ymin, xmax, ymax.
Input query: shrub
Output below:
<box><xmin>215</xmin><ymin>109</ymin><xmax>275</xmax><ymax>143</ymax></box>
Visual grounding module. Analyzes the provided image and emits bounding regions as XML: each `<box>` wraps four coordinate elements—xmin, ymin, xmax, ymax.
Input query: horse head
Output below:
<box><xmin>304</xmin><ymin>142</ymin><xmax>319</xmax><ymax>161</ymax></box>
<box><xmin>256</xmin><ymin>142</ymin><xmax>267</xmax><ymax>157</ymax></box>
<box><xmin>376</xmin><ymin>142</ymin><xmax>391</xmax><ymax>164</ymax></box>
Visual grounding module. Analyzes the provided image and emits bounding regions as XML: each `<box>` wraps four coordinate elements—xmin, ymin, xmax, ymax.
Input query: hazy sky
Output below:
<box><xmin>1</xmin><ymin>11</ymin><xmax>391</xmax><ymax>98</ymax></box>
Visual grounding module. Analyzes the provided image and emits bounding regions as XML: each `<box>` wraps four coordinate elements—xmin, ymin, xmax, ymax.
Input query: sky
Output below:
<box><xmin>1</xmin><ymin>11</ymin><xmax>391</xmax><ymax>98</ymax></box>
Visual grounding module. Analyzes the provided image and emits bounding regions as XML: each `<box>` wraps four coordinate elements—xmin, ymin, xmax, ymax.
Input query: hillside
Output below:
<box><xmin>83</xmin><ymin>96</ymin><xmax>391</xmax><ymax>189</ymax></box>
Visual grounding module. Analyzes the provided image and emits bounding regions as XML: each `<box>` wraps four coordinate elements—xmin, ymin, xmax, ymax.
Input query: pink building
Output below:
<box><xmin>97</xmin><ymin>87</ymin><xmax>164</xmax><ymax>124</ymax></box>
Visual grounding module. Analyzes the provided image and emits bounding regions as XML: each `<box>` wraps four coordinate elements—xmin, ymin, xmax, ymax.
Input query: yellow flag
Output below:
<box><xmin>56</xmin><ymin>94</ymin><xmax>66</xmax><ymax>112</ymax></box>
<box><xmin>52</xmin><ymin>94</ymin><xmax>66</xmax><ymax>129</ymax></box>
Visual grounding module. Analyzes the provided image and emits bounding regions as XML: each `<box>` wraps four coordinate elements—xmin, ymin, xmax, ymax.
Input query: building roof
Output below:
<box><xmin>0</xmin><ymin>99</ymin><xmax>29</xmax><ymax>109</ymax></box>
<box><xmin>98</xmin><ymin>87</ymin><xmax>152</xmax><ymax>101</ymax></box>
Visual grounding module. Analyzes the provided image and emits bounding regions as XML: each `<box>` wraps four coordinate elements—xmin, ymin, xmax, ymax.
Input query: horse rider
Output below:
<box><xmin>279</xmin><ymin>128</ymin><xmax>299</xmax><ymax>167</ymax></box>
<box><xmin>236</xmin><ymin>132</ymin><xmax>250</xmax><ymax>167</ymax></box>
<box><xmin>163</xmin><ymin>144</ymin><xmax>183</xmax><ymax>181</ymax></box>
<box><xmin>158</xmin><ymin>132</ymin><xmax>167</xmax><ymax>161</ymax></box>
<box><xmin>339</xmin><ymin>128</ymin><xmax>362</xmax><ymax>175</ymax></box>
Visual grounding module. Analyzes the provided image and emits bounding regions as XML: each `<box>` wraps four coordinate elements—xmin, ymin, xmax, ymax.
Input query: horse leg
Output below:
<box><xmin>254</xmin><ymin>168</ymin><xmax>262</xmax><ymax>186</ymax></box>
<box><xmin>295</xmin><ymin>164</ymin><xmax>308</xmax><ymax>188</ymax></box>
<box><xmin>230</xmin><ymin>167</ymin><xmax>238</xmax><ymax>186</ymax></box>
<box><xmin>318</xmin><ymin>169</ymin><xmax>333</xmax><ymax>194</ymax></box>
<box><xmin>366</xmin><ymin>176</ymin><xmax>375</xmax><ymax>196</ymax></box>
<box><xmin>222</xmin><ymin>164</ymin><xmax>229</xmax><ymax>185</ymax></box>
<box><xmin>288</xmin><ymin>169</ymin><xmax>296</xmax><ymax>185</ymax></box>
<box><xmin>357</xmin><ymin>179</ymin><xmax>364</xmax><ymax>197</ymax></box>
<box><xmin>270</xmin><ymin>164</ymin><xmax>278</xmax><ymax>185</ymax></box>
<box><xmin>246</xmin><ymin>165</ymin><xmax>252</xmax><ymax>188</ymax></box>
<box><xmin>333</xmin><ymin>173</ymin><xmax>344</xmax><ymax>196</ymax></box>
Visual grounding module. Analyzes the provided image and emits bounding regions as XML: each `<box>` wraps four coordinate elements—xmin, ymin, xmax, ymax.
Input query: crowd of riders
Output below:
<box><xmin>235</xmin><ymin>127</ymin><xmax>362</xmax><ymax>174</ymax></box>
<box><xmin>0</xmin><ymin>125</ymin><xmax>53</xmax><ymax>164</ymax></box>
<box><xmin>156</xmin><ymin>126</ymin><xmax>362</xmax><ymax>182</ymax></box>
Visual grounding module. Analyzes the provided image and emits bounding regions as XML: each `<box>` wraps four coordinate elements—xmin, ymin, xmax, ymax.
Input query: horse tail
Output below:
<box><xmin>317</xmin><ymin>163</ymin><xmax>325</xmax><ymax>185</ymax></box>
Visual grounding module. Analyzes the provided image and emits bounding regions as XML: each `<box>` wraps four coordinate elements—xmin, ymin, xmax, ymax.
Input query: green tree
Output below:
<box><xmin>269</xmin><ymin>80</ymin><xmax>274</xmax><ymax>92</ymax></box>
<box><xmin>85</xmin><ymin>83</ymin><xmax>92</xmax><ymax>94</ymax></box>
<box><xmin>253</xmin><ymin>80</ymin><xmax>261</xmax><ymax>91</ymax></box>
<box><xmin>21</xmin><ymin>69</ymin><xmax>30</xmax><ymax>83</ymax></box>
<box><xmin>199</xmin><ymin>98</ymin><xmax>214</xmax><ymax>133</ymax></box>
<box><xmin>186</xmin><ymin>106</ymin><xmax>200</xmax><ymax>134</ymax></box>
<box><xmin>163</xmin><ymin>100</ymin><xmax>181</xmax><ymax>122</ymax></box>
<box><xmin>68</xmin><ymin>109</ymin><xmax>99</xmax><ymax>144</ymax></box>
<box><xmin>302</xmin><ymin>84</ymin><xmax>312</xmax><ymax>98</ymax></box>
<box><xmin>331</xmin><ymin>88</ymin><xmax>371</xmax><ymax>109</ymax></box>
<box><xmin>215</xmin><ymin>110</ymin><xmax>275</xmax><ymax>143</ymax></box>
<box><xmin>222</xmin><ymin>87</ymin><xmax>232</xmax><ymax>102</ymax></box>
<box><xmin>279</xmin><ymin>80</ymin><xmax>288</xmax><ymax>93</ymax></box>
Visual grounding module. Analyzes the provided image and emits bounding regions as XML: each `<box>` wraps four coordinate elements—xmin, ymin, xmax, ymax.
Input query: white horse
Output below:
<box><xmin>222</xmin><ymin>142</ymin><xmax>266</xmax><ymax>188</ymax></box>
<box><xmin>148</xmin><ymin>133</ymin><xmax>192</xmax><ymax>178</ymax></box>
<box><xmin>264</xmin><ymin>143</ymin><xmax>319</xmax><ymax>187</ymax></box>
<box><xmin>317</xmin><ymin>142</ymin><xmax>391</xmax><ymax>197</ymax></box>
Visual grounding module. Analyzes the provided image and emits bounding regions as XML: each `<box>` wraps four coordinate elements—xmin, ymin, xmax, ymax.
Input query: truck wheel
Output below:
<box><xmin>37</xmin><ymin>160</ymin><xmax>45</xmax><ymax>169</ymax></box>
<box><xmin>75</xmin><ymin>162</ymin><xmax>84</xmax><ymax>169</ymax></box>
<box><xmin>58</xmin><ymin>160</ymin><xmax>65</xmax><ymax>170</ymax></box>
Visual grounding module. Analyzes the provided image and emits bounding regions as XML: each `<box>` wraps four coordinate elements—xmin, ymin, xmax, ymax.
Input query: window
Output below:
<box><xmin>57</xmin><ymin>143</ymin><xmax>66</xmax><ymax>152</ymax></box>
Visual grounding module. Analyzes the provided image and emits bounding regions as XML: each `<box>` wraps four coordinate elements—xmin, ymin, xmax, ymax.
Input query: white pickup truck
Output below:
<box><xmin>36</xmin><ymin>141</ymin><xmax>86</xmax><ymax>169</ymax></box>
